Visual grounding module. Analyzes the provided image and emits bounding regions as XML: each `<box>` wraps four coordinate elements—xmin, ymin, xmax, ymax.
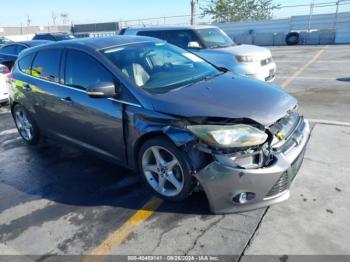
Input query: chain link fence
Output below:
<box><xmin>1</xmin><ymin>0</ymin><xmax>349</xmax><ymax>44</ymax></box>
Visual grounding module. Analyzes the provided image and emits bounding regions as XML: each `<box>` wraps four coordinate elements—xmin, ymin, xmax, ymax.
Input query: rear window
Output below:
<box><xmin>18</xmin><ymin>53</ymin><xmax>35</xmax><ymax>75</ymax></box>
<box><xmin>31</xmin><ymin>49</ymin><xmax>62</xmax><ymax>82</ymax></box>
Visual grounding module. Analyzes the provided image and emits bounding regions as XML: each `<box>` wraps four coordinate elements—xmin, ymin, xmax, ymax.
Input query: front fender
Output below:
<box><xmin>162</xmin><ymin>126</ymin><xmax>196</xmax><ymax>147</ymax></box>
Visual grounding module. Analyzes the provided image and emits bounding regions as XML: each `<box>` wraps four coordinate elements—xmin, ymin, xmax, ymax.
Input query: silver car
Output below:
<box><xmin>121</xmin><ymin>25</ymin><xmax>277</xmax><ymax>82</ymax></box>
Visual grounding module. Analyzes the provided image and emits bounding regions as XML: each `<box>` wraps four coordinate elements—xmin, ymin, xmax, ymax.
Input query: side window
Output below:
<box><xmin>64</xmin><ymin>50</ymin><xmax>113</xmax><ymax>90</ymax></box>
<box><xmin>32</xmin><ymin>49</ymin><xmax>62</xmax><ymax>82</ymax></box>
<box><xmin>137</xmin><ymin>31</ymin><xmax>164</xmax><ymax>40</ymax></box>
<box><xmin>164</xmin><ymin>30</ymin><xmax>200</xmax><ymax>49</ymax></box>
<box><xmin>34</xmin><ymin>35</ymin><xmax>53</xmax><ymax>41</ymax></box>
<box><xmin>18</xmin><ymin>53</ymin><xmax>35</xmax><ymax>75</ymax></box>
<box><xmin>1</xmin><ymin>45</ymin><xmax>17</xmax><ymax>55</ymax></box>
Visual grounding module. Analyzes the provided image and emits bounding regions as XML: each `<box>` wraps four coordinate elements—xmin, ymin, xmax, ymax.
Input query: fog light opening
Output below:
<box><xmin>232</xmin><ymin>192</ymin><xmax>256</xmax><ymax>204</ymax></box>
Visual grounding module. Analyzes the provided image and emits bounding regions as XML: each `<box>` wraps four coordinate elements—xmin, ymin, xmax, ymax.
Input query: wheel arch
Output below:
<box><xmin>132</xmin><ymin>131</ymin><xmax>169</xmax><ymax>171</ymax></box>
<box><xmin>132</xmin><ymin>126</ymin><xmax>197</xmax><ymax>170</ymax></box>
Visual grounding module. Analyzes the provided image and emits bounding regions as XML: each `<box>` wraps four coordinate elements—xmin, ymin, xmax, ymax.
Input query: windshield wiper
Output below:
<box><xmin>203</xmin><ymin>72</ymin><xmax>225</xmax><ymax>81</ymax></box>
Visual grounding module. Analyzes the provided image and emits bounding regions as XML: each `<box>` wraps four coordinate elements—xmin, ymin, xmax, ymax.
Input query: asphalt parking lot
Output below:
<box><xmin>0</xmin><ymin>45</ymin><xmax>350</xmax><ymax>260</ymax></box>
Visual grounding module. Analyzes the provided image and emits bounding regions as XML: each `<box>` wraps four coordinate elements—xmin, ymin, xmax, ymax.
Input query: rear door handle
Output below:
<box><xmin>23</xmin><ymin>84</ymin><xmax>31</xmax><ymax>91</ymax></box>
<box><xmin>60</xmin><ymin>96</ymin><xmax>72</xmax><ymax>104</ymax></box>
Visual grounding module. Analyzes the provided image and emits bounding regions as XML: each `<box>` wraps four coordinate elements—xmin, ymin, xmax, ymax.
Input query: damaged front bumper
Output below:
<box><xmin>194</xmin><ymin>119</ymin><xmax>310</xmax><ymax>214</ymax></box>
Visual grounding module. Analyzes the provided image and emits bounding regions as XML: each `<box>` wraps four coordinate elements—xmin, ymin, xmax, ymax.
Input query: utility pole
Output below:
<box><xmin>190</xmin><ymin>0</ymin><xmax>197</xmax><ymax>25</ymax></box>
<box><xmin>307</xmin><ymin>0</ymin><xmax>315</xmax><ymax>32</ymax></box>
<box><xmin>52</xmin><ymin>11</ymin><xmax>57</xmax><ymax>25</ymax></box>
<box><xmin>26</xmin><ymin>15</ymin><xmax>32</xmax><ymax>26</ymax></box>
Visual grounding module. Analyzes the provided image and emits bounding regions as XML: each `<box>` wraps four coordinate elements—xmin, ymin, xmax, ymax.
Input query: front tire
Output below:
<box><xmin>13</xmin><ymin>104</ymin><xmax>40</xmax><ymax>145</ymax></box>
<box><xmin>138</xmin><ymin>137</ymin><xmax>193</xmax><ymax>201</ymax></box>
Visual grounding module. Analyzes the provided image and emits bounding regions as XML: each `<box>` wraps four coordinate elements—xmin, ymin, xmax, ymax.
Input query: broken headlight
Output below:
<box><xmin>187</xmin><ymin>124</ymin><xmax>268</xmax><ymax>149</ymax></box>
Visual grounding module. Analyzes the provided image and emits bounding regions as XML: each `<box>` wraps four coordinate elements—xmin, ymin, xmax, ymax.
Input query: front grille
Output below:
<box><xmin>265</xmin><ymin>172</ymin><xmax>289</xmax><ymax>197</ymax></box>
<box><xmin>265</xmin><ymin>74</ymin><xmax>275</xmax><ymax>82</ymax></box>
<box><xmin>261</xmin><ymin>57</ymin><xmax>273</xmax><ymax>66</ymax></box>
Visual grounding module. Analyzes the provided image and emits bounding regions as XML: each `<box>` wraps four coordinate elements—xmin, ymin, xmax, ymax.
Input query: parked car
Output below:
<box><xmin>0</xmin><ymin>37</ymin><xmax>13</xmax><ymax>48</ymax></box>
<box><xmin>0</xmin><ymin>40</ymin><xmax>50</xmax><ymax>70</ymax></box>
<box><xmin>9</xmin><ymin>36</ymin><xmax>309</xmax><ymax>213</ymax></box>
<box><xmin>32</xmin><ymin>32</ymin><xmax>75</xmax><ymax>41</ymax></box>
<box><xmin>120</xmin><ymin>25</ymin><xmax>276</xmax><ymax>82</ymax></box>
<box><xmin>0</xmin><ymin>64</ymin><xmax>10</xmax><ymax>104</ymax></box>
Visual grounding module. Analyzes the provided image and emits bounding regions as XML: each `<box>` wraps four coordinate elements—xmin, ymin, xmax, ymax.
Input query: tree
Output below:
<box><xmin>201</xmin><ymin>0</ymin><xmax>280</xmax><ymax>23</ymax></box>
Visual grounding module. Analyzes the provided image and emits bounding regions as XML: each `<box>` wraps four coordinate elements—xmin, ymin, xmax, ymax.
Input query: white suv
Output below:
<box><xmin>121</xmin><ymin>25</ymin><xmax>276</xmax><ymax>82</ymax></box>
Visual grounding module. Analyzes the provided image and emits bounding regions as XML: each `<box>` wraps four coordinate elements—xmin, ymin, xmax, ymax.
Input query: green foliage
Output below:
<box><xmin>201</xmin><ymin>0</ymin><xmax>281</xmax><ymax>23</ymax></box>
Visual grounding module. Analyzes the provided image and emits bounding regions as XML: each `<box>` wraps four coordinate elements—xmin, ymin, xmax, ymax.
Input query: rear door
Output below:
<box><xmin>13</xmin><ymin>53</ymin><xmax>37</xmax><ymax>112</ymax></box>
<box><xmin>28</xmin><ymin>48</ymin><xmax>64</xmax><ymax>131</ymax></box>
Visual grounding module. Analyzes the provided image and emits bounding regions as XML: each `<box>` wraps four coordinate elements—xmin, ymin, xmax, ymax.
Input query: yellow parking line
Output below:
<box><xmin>86</xmin><ymin>197</ymin><xmax>163</xmax><ymax>258</ymax></box>
<box><xmin>281</xmin><ymin>45</ymin><xmax>328</xmax><ymax>88</ymax></box>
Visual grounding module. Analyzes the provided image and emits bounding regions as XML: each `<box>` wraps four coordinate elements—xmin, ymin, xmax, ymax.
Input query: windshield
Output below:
<box><xmin>102</xmin><ymin>42</ymin><xmax>221</xmax><ymax>93</ymax></box>
<box><xmin>196</xmin><ymin>28</ymin><xmax>235</xmax><ymax>49</ymax></box>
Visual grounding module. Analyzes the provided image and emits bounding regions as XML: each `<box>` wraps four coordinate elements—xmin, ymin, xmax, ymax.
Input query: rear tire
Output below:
<box><xmin>138</xmin><ymin>136</ymin><xmax>193</xmax><ymax>201</ymax></box>
<box><xmin>13</xmin><ymin>104</ymin><xmax>40</xmax><ymax>145</ymax></box>
<box><xmin>286</xmin><ymin>32</ymin><xmax>300</xmax><ymax>45</ymax></box>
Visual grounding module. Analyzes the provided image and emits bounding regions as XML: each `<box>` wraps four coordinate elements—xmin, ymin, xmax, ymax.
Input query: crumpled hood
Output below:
<box><xmin>151</xmin><ymin>73</ymin><xmax>297</xmax><ymax>126</ymax></box>
<box><xmin>209</xmin><ymin>44</ymin><xmax>271</xmax><ymax>57</ymax></box>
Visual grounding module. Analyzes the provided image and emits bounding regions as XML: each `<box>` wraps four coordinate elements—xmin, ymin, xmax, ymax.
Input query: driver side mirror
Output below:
<box><xmin>86</xmin><ymin>81</ymin><xmax>120</xmax><ymax>98</ymax></box>
<box><xmin>187</xmin><ymin>41</ymin><xmax>201</xmax><ymax>49</ymax></box>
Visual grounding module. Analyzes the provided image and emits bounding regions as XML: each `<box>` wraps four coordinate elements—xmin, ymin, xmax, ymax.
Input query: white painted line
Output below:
<box><xmin>275</xmin><ymin>60</ymin><xmax>350</xmax><ymax>63</ymax></box>
<box><xmin>277</xmin><ymin>76</ymin><xmax>335</xmax><ymax>80</ymax></box>
<box><xmin>281</xmin><ymin>46</ymin><xmax>328</xmax><ymax>88</ymax></box>
<box><xmin>0</xmin><ymin>111</ymin><xmax>10</xmax><ymax>115</ymax></box>
<box><xmin>308</xmin><ymin>119</ymin><xmax>350</xmax><ymax>127</ymax></box>
<box><xmin>0</xmin><ymin>128</ymin><xmax>18</xmax><ymax>136</ymax></box>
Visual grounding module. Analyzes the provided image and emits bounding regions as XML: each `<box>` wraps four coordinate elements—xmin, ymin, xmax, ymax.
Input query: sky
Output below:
<box><xmin>0</xmin><ymin>0</ymin><xmax>348</xmax><ymax>27</ymax></box>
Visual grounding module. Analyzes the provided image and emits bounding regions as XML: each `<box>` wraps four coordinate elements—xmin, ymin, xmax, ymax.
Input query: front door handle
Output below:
<box><xmin>60</xmin><ymin>97</ymin><xmax>72</xmax><ymax>104</ymax></box>
<box><xmin>23</xmin><ymin>84</ymin><xmax>31</xmax><ymax>91</ymax></box>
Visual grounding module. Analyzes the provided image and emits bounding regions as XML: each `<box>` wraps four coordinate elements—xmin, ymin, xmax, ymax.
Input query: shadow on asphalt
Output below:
<box><xmin>0</xmin><ymin>124</ymin><xmax>211</xmax><ymax>215</ymax></box>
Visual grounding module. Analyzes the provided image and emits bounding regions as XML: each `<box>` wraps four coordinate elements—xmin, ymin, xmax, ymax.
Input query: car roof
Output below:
<box><xmin>123</xmin><ymin>24</ymin><xmax>218</xmax><ymax>32</ymax></box>
<box><xmin>19</xmin><ymin>35</ymin><xmax>163</xmax><ymax>56</ymax></box>
<box><xmin>1</xmin><ymin>40</ymin><xmax>50</xmax><ymax>47</ymax></box>
<box><xmin>0</xmin><ymin>40</ymin><xmax>51</xmax><ymax>51</ymax></box>
<box><xmin>35</xmin><ymin>32</ymin><xmax>72</xmax><ymax>36</ymax></box>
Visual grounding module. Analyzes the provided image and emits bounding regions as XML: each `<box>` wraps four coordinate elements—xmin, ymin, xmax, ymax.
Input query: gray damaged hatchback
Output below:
<box><xmin>9</xmin><ymin>36</ymin><xmax>310</xmax><ymax>213</ymax></box>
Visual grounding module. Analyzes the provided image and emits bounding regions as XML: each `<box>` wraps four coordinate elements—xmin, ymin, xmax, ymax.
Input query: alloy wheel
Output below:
<box><xmin>142</xmin><ymin>146</ymin><xmax>184</xmax><ymax>197</ymax></box>
<box><xmin>15</xmin><ymin>109</ymin><xmax>33</xmax><ymax>141</ymax></box>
